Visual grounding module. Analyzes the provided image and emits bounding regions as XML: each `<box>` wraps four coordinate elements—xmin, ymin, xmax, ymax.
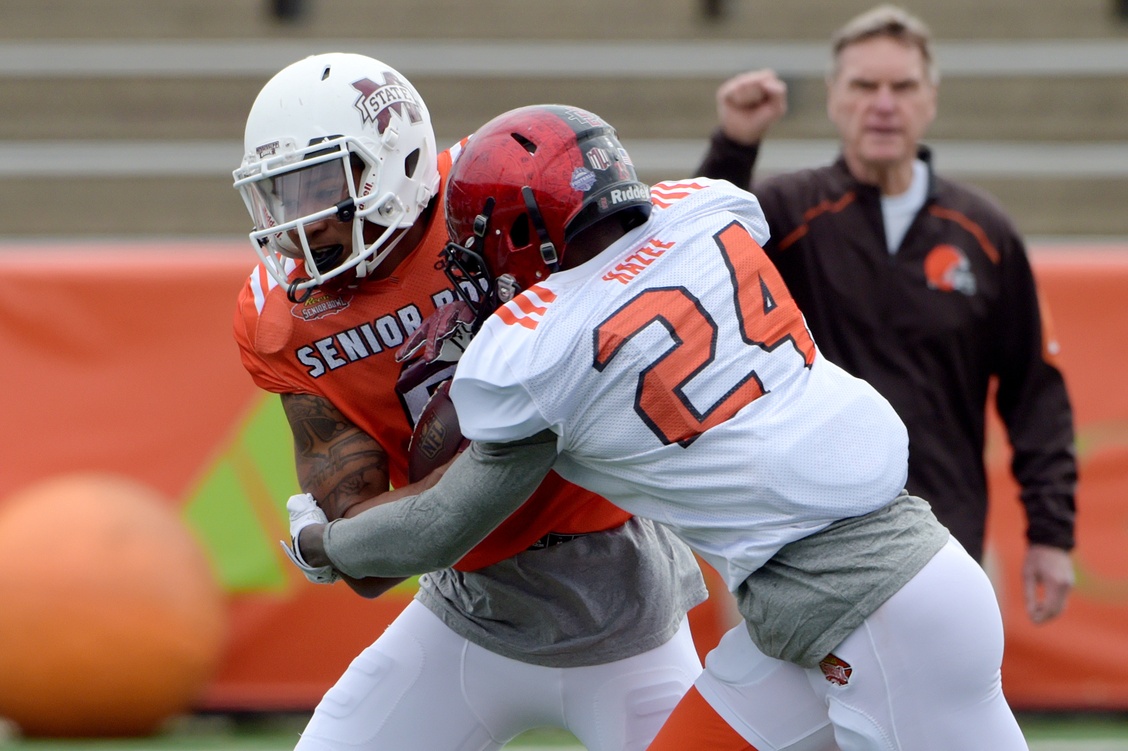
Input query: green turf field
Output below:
<box><xmin>1</xmin><ymin>712</ymin><xmax>1128</xmax><ymax>750</ymax></box>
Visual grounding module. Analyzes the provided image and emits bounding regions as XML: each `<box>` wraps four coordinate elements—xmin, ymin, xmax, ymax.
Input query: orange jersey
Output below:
<box><xmin>233</xmin><ymin>147</ymin><xmax>630</xmax><ymax>571</ymax></box>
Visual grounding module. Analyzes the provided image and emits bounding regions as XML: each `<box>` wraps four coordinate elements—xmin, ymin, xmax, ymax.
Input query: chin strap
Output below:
<box><xmin>287</xmin><ymin>279</ymin><xmax>315</xmax><ymax>304</ymax></box>
<box><xmin>521</xmin><ymin>186</ymin><xmax>559</xmax><ymax>269</ymax></box>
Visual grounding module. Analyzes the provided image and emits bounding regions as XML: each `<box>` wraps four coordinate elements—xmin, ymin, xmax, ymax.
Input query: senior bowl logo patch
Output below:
<box><xmin>923</xmin><ymin>244</ymin><xmax>977</xmax><ymax>295</ymax></box>
<box><xmin>291</xmin><ymin>292</ymin><xmax>352</xmax><ymax>322</ymax></box>
<box><xmin>351</xmin><ymin>73</ymin><xmax>423</xmax><ymax>133</ymax></box>
<box><xmin>819</xmin><ymin>654</ymin><xmax>853</xmax><ymax>686</ymax></box>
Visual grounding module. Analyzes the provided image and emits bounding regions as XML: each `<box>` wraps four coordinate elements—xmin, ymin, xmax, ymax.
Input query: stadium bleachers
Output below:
<box><xmin>1</xmin><ymin>0</ymin><xmax>1126</xmax><ymax>238</ymax></box>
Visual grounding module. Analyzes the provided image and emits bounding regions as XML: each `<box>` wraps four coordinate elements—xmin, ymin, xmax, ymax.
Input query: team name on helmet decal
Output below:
<box><xmin>351</xmin><ymin>73</ymin><xmax>423</xmax><ymax>134</ymax></box>
<box><xmin>570</xmin><ymin>167</ymin><xmax>597</xmax><ymax>192</ymax></box>
<box><xmin>585</xmin><ymin>147</ymin><xmax>612</xmax><ymax>171</ymax></box>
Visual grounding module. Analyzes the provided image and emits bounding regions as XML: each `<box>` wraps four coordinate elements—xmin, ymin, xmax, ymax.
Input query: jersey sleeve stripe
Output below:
<box><xmin>651</xmin><ymin>181</ymin><xmax>709</xmax><ymax>209</ymax></box>
<box><xmin>496</xmin><ymin>304</ymin><xmax>541</xmax><ymax>330</ymax></box>
<box><xmin>527</xmin><ymin>284</ymin><xmax>557</xmax><ymax>303</ymax></box>
<box><xmin>927</xmin><ymin>205</ymin><xmax>1001</xmax><ymax>264</ymax></box>
<box><xmin>778</xmin><ymin>192</ymin><xmax>858</xmax><ymax>252</ymax></box>
<box><xmin>250</xmin><ymin>265</ymin><xmax>269</xmax><ymax>314</ymax></box>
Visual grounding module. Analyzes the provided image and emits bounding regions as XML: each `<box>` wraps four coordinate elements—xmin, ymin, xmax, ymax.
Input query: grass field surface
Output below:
<box><xmin>1</xmin><ymin>712</ymin><xmax>1128</xmax><ymax>750</ymax></box>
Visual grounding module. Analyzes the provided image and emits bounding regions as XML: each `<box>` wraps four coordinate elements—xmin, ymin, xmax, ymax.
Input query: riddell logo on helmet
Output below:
<box><xmin>609</xmin><ymin>185</ymin><xmax>649</xmax><ymax>205</ymax></box>
<box><xmin>351</xmin><ymin>73</ymin><xmax>422</xmax><ymax>133</ymax></box>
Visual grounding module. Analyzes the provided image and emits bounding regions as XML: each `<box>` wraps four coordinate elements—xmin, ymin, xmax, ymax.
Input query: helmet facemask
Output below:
<box><xmin>441</xmin><ymin>196</ymin><xmax>515</xmax><ymax>332</ymax></box>
<box><xmin>234</xmin><ymin>135</ymin><xmax>412</xmax><ymax>302</ymax></box>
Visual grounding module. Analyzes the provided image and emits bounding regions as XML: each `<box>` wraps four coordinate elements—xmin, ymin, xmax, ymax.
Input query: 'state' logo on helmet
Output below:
<box><xmin>351</xmin><ymin>73</ymin><xmax>423</xmax><ymax>134</ymax></box>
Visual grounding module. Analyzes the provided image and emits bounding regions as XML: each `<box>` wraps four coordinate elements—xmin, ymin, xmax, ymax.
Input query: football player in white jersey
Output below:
<box><xmin>286</xmin><ymin>104</ymin><xmax>1029</xmax><ymax>751</ymax></box>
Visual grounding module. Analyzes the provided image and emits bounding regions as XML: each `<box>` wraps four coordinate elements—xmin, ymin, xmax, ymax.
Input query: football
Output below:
<box><xmin>407</xmin><ymin>380</ymin><xmax>470</xmax><ymax>482</ymax></box>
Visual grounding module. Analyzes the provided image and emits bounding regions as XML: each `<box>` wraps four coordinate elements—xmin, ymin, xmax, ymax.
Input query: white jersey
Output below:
<box><xmin>451</xmin><ymin>178</ymin><xmax>909</xmax><ymax>590</ymax></box>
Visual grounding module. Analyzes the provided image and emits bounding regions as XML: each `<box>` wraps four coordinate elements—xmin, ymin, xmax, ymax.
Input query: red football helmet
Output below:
<box><xmin>442</xmin><ymin>104</ymin><xmax>651</xmax><ymax>325</ymax></box>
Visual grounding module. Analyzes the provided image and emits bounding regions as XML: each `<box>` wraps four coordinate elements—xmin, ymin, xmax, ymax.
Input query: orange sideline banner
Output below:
<box><xmin>1</xmin><ymin>242</ymin><xmax>1126</xmax><ymax>711</ymax></box>
<box><xmin>985</xmin><ymin>248</ymin><xmax>1128</xmax><ymax>710</ymax></box>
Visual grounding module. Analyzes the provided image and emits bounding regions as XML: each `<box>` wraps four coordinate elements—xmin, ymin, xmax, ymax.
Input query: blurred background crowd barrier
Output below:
<box><xmin>1</xmin><ymin>0</ymin><xmax>1127</xmax><ymax>238</ymax></box>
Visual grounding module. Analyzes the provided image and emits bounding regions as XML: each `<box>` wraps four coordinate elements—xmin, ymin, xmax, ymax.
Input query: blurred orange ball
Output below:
<box><xmin>0</xmin><ymin>474</ymin><xmax>227</xmax><ymax>737</ymax></box>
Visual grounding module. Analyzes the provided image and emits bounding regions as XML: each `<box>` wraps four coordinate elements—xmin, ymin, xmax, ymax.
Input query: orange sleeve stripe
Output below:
<box><xmin>778</xmin><ymin>192</ymin><xmax>856</xmax><ymax>251</ymax></box>
<box><xmin>495</xmin><ymin>304</ymin><xmax>539</xmax><ymax>330</ymax></box>
<box><xmin>527</xmin><ymin>284</ymin><xmax>557</xmax><ymax>302</ymax></box>
<box><xmin>927</xmin><ymin>206</ymin><xmax>1000</xmax><ymax>264</ymax></box>
<box><xmin>514</xmin><ymin>294</ymin><xmax>548</xmax><ymax>316</ymax></box>
<box><xmin>651</xmin><ymin>181</ymin><xmax>708</xmax><ymax>208</ymax></box>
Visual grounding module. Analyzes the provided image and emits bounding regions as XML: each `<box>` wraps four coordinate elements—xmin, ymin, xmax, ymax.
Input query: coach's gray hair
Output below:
<box><xmin>828</xmin><ymin>4</ymin><xmax>939</xmax><ymax>85</ymax></box>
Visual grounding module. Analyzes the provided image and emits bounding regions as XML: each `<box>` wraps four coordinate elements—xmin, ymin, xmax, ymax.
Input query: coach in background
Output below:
<box><xmin>696</xmin><ymin>4</ymin><xmax>1077</xmax><ymax>623</ymax></box>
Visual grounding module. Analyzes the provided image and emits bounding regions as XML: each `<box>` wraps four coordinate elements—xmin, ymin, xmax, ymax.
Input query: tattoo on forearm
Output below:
<box><xmin>282</xmin><ymin>394</ymin><xmax>389</xmax><ymax>518</ymax></box>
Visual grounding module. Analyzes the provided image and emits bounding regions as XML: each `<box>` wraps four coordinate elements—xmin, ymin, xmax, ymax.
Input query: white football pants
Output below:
<box><xmin>292</xmin><ymin>599</ymin><xmax>701</xmax><ymax>750</ymax></box>
<box><xmin>696</xmin><ymin>536</ymin><xmax>1029</xmax><ymax>751</ymax></box>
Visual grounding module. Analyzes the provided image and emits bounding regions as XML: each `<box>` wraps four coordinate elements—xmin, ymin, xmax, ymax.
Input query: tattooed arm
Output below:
<box><xmin>281</xmin><ymin>393</ymin><xmax>448</xmax><ymax>598</ymax></box>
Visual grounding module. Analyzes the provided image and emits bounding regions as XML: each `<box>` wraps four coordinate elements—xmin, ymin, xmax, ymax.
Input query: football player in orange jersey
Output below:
<box><xmin>230</xmin><ymin>53</ymin><xmax>707</xmax><ymax>750</ymax></box>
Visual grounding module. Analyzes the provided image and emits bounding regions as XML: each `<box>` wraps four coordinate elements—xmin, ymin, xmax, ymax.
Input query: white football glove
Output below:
<box><xmin>280</xmin><ymin>493</ymin><xmax>340</xmax><ymax>585</ymax></box>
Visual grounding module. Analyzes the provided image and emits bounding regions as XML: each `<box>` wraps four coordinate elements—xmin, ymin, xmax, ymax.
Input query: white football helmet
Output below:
<box><xmin>233</xmin><ymin>53</ymin><xmax>439</xmax><ymax>300</ymax></box>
